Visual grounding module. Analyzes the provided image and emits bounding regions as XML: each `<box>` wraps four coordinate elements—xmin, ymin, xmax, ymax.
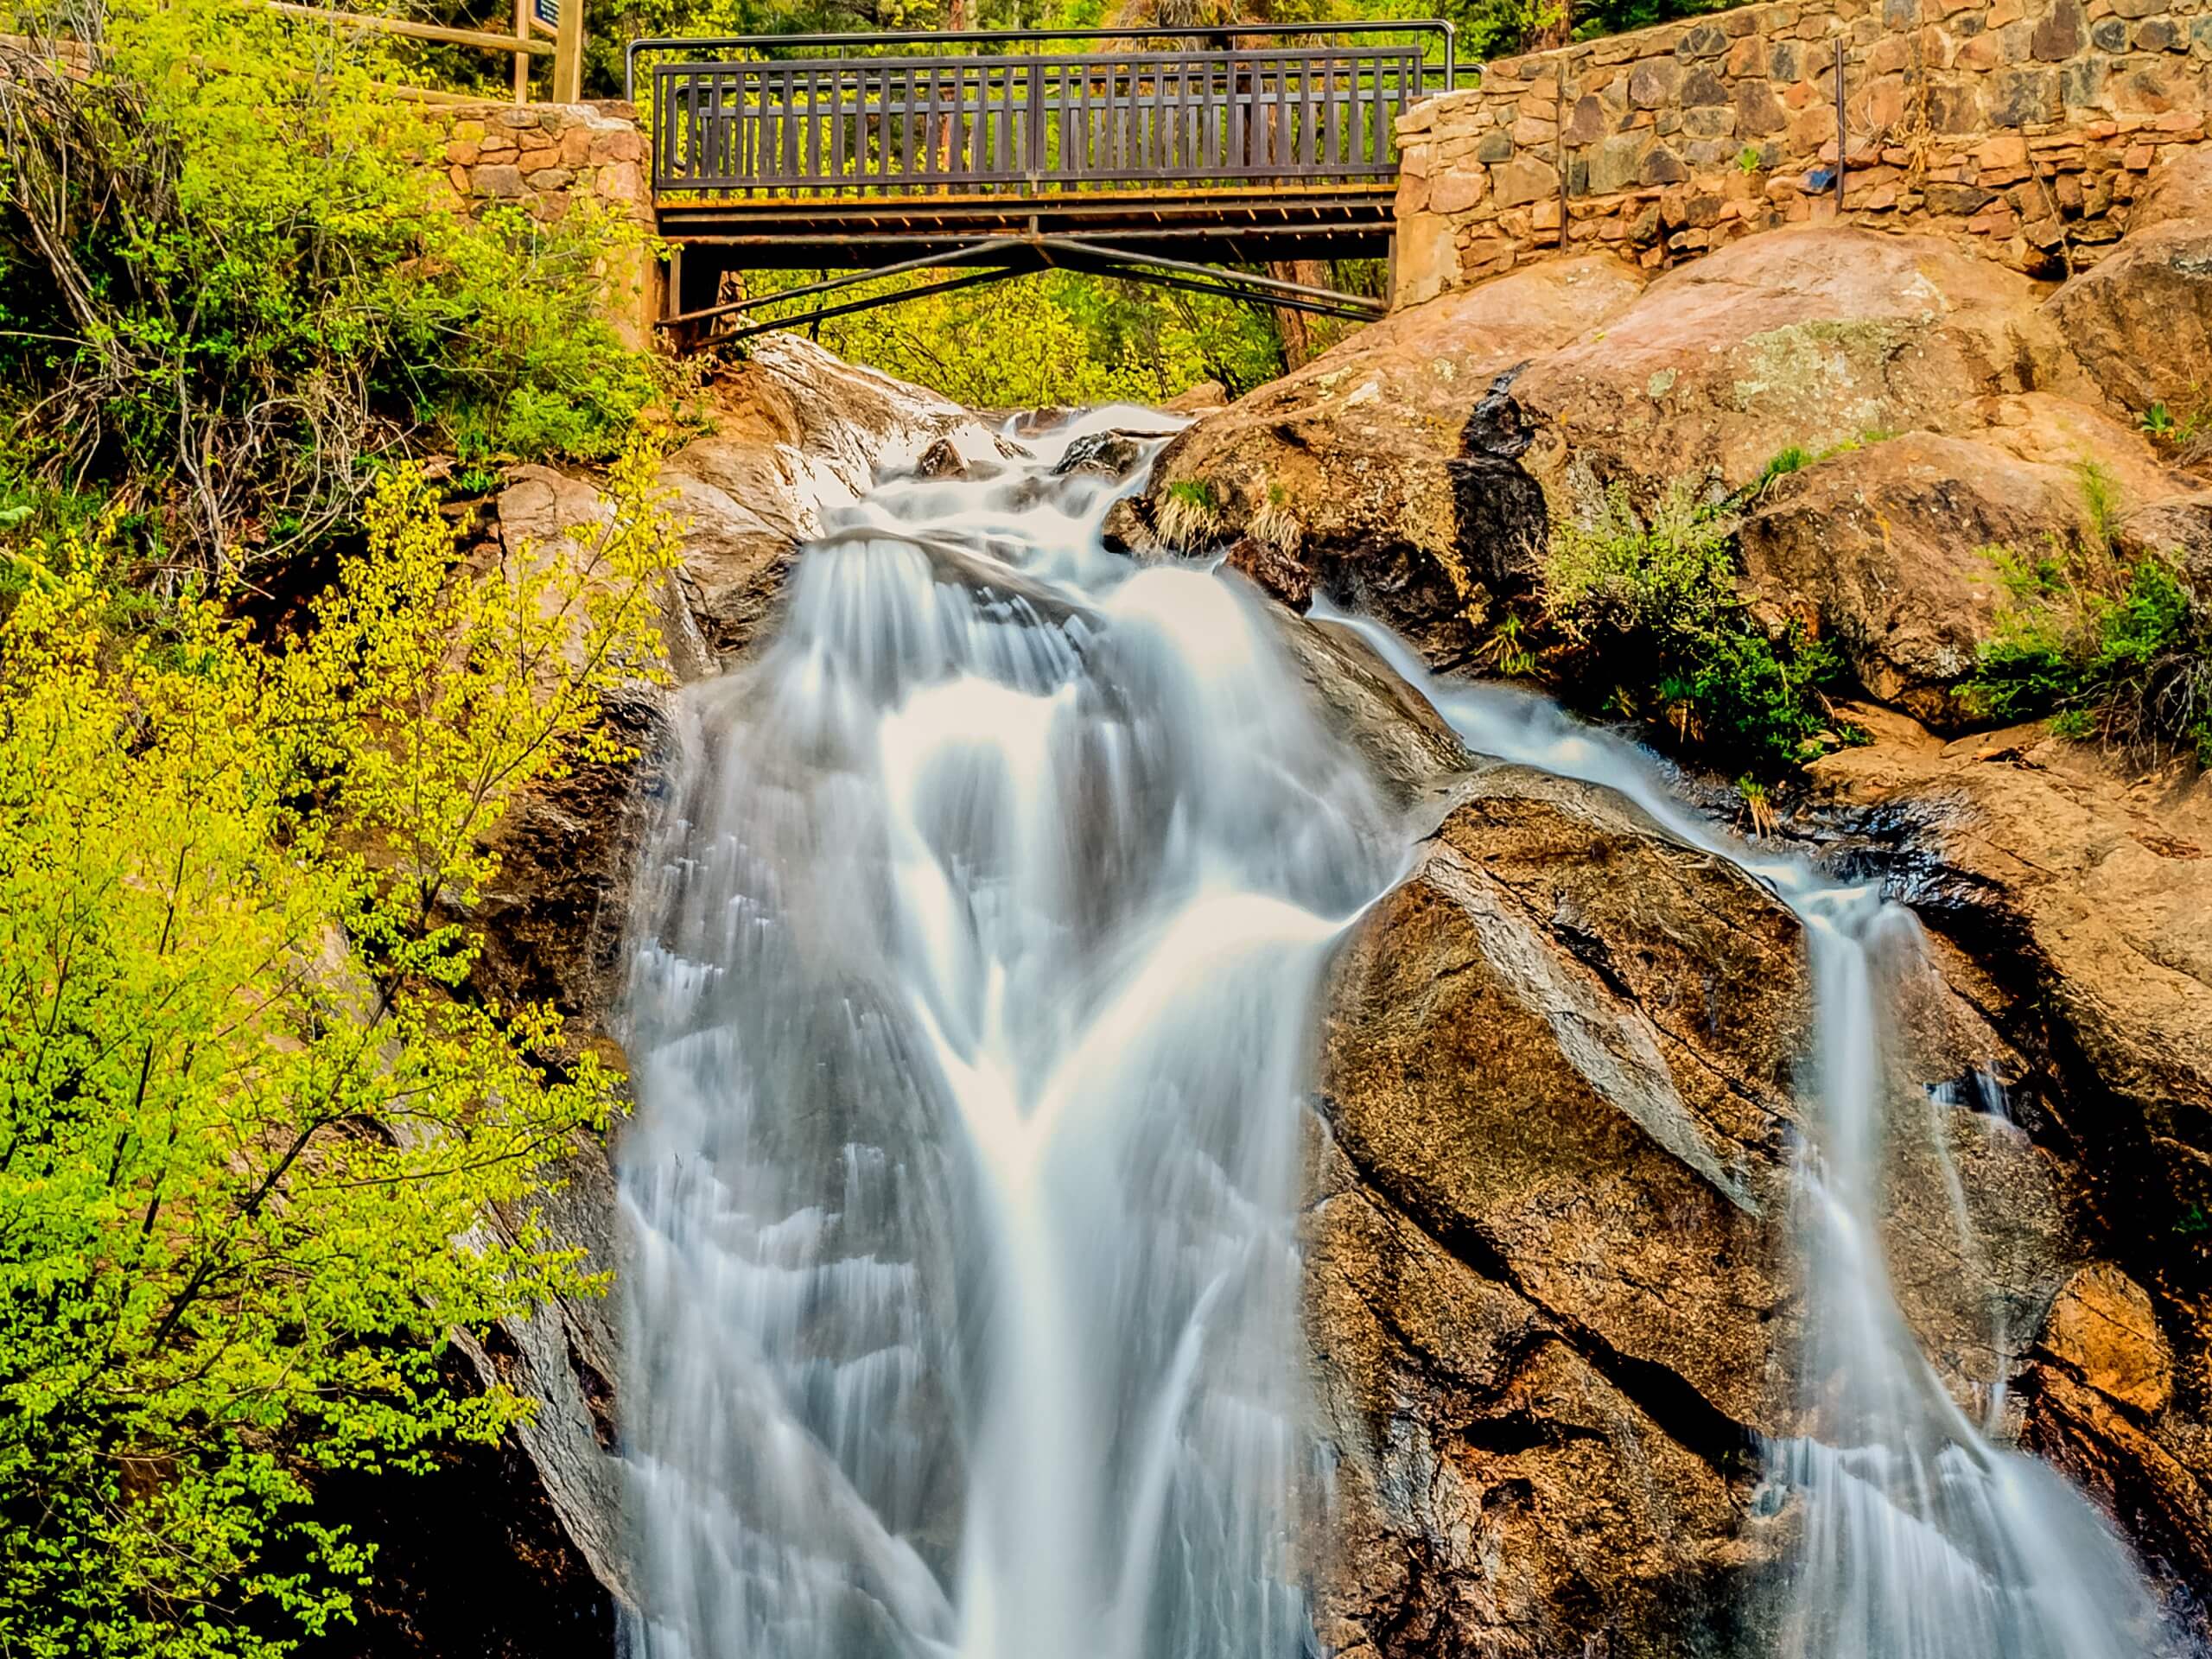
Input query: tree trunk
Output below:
<box><xmin>1268</xmin><ymin>258</ymin><xmax>1331</xmax><ymax>371</ymax></box>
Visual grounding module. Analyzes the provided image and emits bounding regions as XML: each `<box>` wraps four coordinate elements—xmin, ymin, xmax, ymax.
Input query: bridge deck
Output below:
<box><xmin>655</xmin><ymin>182</ymin><xmax>1398</xmax><ymax>265</ymax></box>
<box><xmin>631</xmin><ymin>23</ymin><xmax>1451</xmax><ymax>341</ymax></box>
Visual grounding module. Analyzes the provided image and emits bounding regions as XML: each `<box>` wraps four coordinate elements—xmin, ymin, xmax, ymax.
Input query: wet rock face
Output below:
<box><xmin>1305</xmin><ymin>772</ymin><xmax>2103</xmax><ymax>1658</ymax></box>
<box><xmin>1134</xmin><ymin>254</ymin><xmax>1649</xmax><ymax>667</ymax></box>
<box><xmin>1809</xmin><ymin>725</ymin><xmax>2212</xmax><ymax>1616</ymax></box>
<box><xmin>655</xmin><ymin>334</ymin><xmax>980</xmax><ymax>658</ymax></box>
<box><xmin>347</xmin><ymin>340</ymin><xmax>986</xmax><ymax>1648</ymax></box>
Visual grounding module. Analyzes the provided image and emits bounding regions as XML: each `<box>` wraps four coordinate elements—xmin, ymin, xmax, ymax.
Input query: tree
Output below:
<box><xmin>0</xmin><ymin>444</ymin><xmax>680</xmax><ymax>1658</ymax></box>
<box><xmin>0</xmin><ymin>0</ymin><xmax>662</xmax><ymax>574</ymax></box>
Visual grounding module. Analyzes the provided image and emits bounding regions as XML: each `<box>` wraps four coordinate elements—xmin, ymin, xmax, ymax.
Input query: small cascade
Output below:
<box><xmin>612</xmin><ymin>380</ymin><xmax>2190</xmax><ymax>1659</ymax></box>
<box><xmin>1321</xmin><ymin>607</ymin><xmax>2194</xmax><ymax>1659</ymax></box>
<box><xmin>613</xmin><ymin>413</ymin><xmax>1398</xmax><ymax>1659</ymax></box>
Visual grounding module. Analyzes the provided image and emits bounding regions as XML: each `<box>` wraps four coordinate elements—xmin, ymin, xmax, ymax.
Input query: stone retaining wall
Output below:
<box><xmin>1393</xmin><ymin>0</ymin><xmax>2212</xmax><ymax>302</ymax></box>
<box><xmin>418</xmin><ymin>99</ymin><xmax>658</xmax><ymax>346</ymax></box>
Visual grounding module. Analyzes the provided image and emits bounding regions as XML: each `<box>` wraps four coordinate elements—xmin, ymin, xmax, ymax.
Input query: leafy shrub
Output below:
<box><xmin>1156</xmin><ymin>478</ymin><xmax>1224</xmax><ymax>551</ymax></box>
<box><xmin>0</xmin><ymin>0</ymin><xmax>662</xmax><ymax>572</ymax></box>
<box><xmin>0</xmin><ymin>443</ymin><xmax>680</xmax><ymax>1657</ymax></box>
<box><xmin>1964</xmin><ymin>502</ymin><xmax>2211</xmax><ymax>765</ymax></box>
<box><xmin>1544</xmin><ymin>477</ymin><xmax>1854</xmax><ymax>775</ymax></box>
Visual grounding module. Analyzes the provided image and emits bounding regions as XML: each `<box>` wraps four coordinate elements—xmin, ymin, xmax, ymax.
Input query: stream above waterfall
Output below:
<box><xmin>610</xmin><ymin>407</ymin><xmax>2195</xmax><ymax>1659</ymax></box>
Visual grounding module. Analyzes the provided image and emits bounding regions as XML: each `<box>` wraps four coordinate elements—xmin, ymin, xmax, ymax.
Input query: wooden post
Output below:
<box><xmin>552</xmin><ymin>0</ymin><xmax>583</xmax><ymax>105</ymax></box>
<box><xmin>512</xmin><ymin>0</ymin><xmax>529</xmax><ymax>103</ymax></box>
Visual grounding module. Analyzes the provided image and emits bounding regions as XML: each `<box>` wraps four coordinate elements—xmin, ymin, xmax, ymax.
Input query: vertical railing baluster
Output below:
<box><xmin>924</xmin><ymin>62</ymin><xmax>941</xmax><ymax>187</ymax></box>
<box><xmin>803</xmin><ymin>67</ymin><xmax>817</xmax><ymax>183</ymax></box>
<box><xmin>1363</xmin><ymin>51</ymin><xmax>1380</xmax><ymax>174</ymax></box>
<box><xmin>1147</xmin><ymin>56</ymin><xmax>1163</xmax><ymax>175</ymax></box>
<box><xmin>712</xmin><ymin>70</ymin><xmax>728</xmax><ymax>188</ymax></box>
<box><xmin>895</xmin><ymin>63</ymin><xmax>911</xmax><ymax>190</ymax></box>
<box><xmin>1300</xmin><ymin>54</ymin><xmax>1316</xmax><ymax>171</ymax></box>
<box><xmin>1030</xmin><ymin>56</ymin><xmax>1049</xmax><ymax>186</ymax></box>
<box><xmin>1318</xmin><ymin>51</ymin><xmax>1336</xmax><ymax>172</ymax></box>
<box><xmin>1113</xmin><ymin>57</ymin><xmax>1127</xmax><ymax>176</ymax></box>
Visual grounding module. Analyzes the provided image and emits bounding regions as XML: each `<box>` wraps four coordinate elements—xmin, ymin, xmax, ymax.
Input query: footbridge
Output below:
<box><xmin>626</xmin><ymin>22</ymin><xmax>1457</xmax><ymax>347</ymax></box>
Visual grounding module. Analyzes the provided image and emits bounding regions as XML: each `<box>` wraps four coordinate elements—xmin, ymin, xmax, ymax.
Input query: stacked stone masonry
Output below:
<box><xmin>428</xmin><ymin>99</ymin><xmax>652</xmax><ymax>227</ymax></box>
<box><xmin>1393</xmin><ymin>0</ymin><xmax>2212</xmax><ymax>302</ymax></box>
<box><xmin>419</xmin><ymin>99</ymin><xmax>657</xmax><ymax>344</ymax></box>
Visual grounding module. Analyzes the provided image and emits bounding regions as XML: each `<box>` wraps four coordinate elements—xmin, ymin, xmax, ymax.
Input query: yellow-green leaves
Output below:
<box><xmin>0</xmin><ymin>442</ymin><xmax>678</xmax><ymax>1656</ymax></box>
<box><xmin>1</xmin><ymin>0</ymin><xmax>664</xmax><ymax>569</ymax></box>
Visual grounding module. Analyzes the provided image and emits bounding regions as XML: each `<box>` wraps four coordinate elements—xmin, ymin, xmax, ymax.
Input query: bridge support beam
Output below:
<box><xmin>661</xmin><ymin>234</ymin><xmax>1386</xmax><ymax>353</ymax></box>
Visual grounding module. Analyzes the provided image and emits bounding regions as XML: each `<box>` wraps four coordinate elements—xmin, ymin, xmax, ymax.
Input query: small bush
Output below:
<box><xmin>1966</xmin><ymin>538</ymin><xmax>2211</xmax><ymax>764</ymax></box>
<box><xmin>1543</xmin><ymin>476</ymin><xmax>1855</xmax><ymax>775</ymax></box>
<box><xmin>1756</xmin><ymin>446</ymin><xmax>1814</xmax><ymax>490</ymax></box>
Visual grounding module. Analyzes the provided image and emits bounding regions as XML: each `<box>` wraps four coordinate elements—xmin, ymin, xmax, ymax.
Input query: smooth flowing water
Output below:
<box><xmin>613</xmin><ymin>414</ymin><xmax>1397</xmax><ymax>1659</ymax></box>
<box><xmin>613</xmin><ymin>393</ymin><xmax>2188</xmax><ymax>1659</ymax></box>
<box><xmin>1321</xmin><ymin>608</ymin><xmax>2194</xmax><ymax>1659</ymax></box>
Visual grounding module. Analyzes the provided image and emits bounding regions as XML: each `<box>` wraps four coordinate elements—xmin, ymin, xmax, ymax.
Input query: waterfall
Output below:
<box><xmin>612</xmin><ymin>385</ymin><xmax>2190</xmax><ymax>1659</ymax></box>
<box><xmin>1321</xmin><ymin>609</ymin><xmax>2195</xmax><ymax>1659</ymax></box>
<box><xmin>613</xmin><ymin>412</ymin><xmax>1399</xmax><ymax>1659</ymax></box>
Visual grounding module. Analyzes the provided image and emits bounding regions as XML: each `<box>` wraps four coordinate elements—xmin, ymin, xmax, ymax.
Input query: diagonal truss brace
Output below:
<box><xmin>662</xmin><ymin>233</ymin><xmax>1388</xmax><ymax>350</ymax></box>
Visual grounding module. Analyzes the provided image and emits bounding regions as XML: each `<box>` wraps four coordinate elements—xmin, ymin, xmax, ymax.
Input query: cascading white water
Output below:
<box><xmin>613</xmin><ymin>413</ymin><xmax>1400</xmax><ymax>1659</ymax></box>
<box><xmin>1320</xmin><ymin>606</ymin><xmax>2196</xmax><ymax>1659</ymax></box>
<box><xmin>613</xmin><ymin>379</ymin><xmax>2191</xmax><ymax>1659</ymax></box>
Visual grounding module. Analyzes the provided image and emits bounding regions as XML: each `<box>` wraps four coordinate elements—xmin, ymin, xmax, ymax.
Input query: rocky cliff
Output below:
<box><xmin>1122</xmin><ymin>143</ymin><xmax>2212</xmax><ymax>1656</ymax></box>
<box><xmin>361</xmin><ymin>167</ymin><xmax>2212</xmax><ymax>1657</ymax></box>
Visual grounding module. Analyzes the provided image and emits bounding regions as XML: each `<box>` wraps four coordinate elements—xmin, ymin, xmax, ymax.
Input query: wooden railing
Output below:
<box><xmin>262</xmin><ymin>0</ymin><xmax>582</xmax><ymax>102</ymax></box>
<box><xmin>638</xmin><ymin>25</ymin><xmax>1451</xmax><ymax>199</ymax></box>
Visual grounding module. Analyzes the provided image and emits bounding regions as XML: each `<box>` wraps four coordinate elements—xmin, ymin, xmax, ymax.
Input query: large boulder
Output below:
<box><xmin>1135</xmin><ymin>255</ymin><xmax>1648</xmax><ymax>666</ymax></box>
<box><xmin>1158</xmin><ymin>211</ymin><xmax>2210</xmax><ymax>725</ymax></box>
<box><xmin>1510</xmin><ymin>226</ymin><xmax>2082</xmax><ymax>503</ymax></box>
<box><xmin>2050</xmin><ymin>148</ymin><xmax>2212</xmax><ymax>419</ymax></box>
<box><xmin>1307</xmin><ymin>769</ymin><xmax>2086</xmax><ymax>1657</ymax></box>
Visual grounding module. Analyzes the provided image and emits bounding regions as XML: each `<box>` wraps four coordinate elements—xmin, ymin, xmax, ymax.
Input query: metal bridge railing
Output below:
<box><xmin>628</xmin><ymin>22</ymin><xmax>1456</xmax><ymax>200</ymax></box>
<box><xmin>651</xmin><ymin>46</ymin><xmax>1428</xmax><ymax>198</ymax></box>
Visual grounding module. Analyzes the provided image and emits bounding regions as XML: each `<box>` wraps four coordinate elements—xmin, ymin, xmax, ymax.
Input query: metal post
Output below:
<box><xmin>1556</xmin><ymin>62</ymin><xmax>1569</xmax><ymax>251</ymax></box>
<box><xmin>1834</xmin><ymin>40</ymin><xmax>1847</xmax><ymax>209</ymax></box>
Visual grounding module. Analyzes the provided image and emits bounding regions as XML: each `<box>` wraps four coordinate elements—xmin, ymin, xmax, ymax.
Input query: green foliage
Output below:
<box><xmin>0</xmin><ymin>444</ymin><xmax>681</xmax><ymax>1657</ymax></box>
<box><xmin>1484</xmin><ymin>609</ymin><xmax>1538</xmax><ymax>677</ymax></box>
<box><xmin>2140</xmin><ymin>397</ymin><xmax>2209</xmax><ymax>456</ymax></box>
<box><xmin>1755</xmin><ymin>445</ymin><xmax>1814</xmax><ymax>490</ymax></box>
<box><xmin>1156</xmin><ymin>476</ymin><xmax>1225</xmax><ymax>550</ymax></box>
<box><xmin>1751</xmin><ymin>429</ymin><xmax>1904</xmax><ymax>499</ymax></box>
<box><xmin>739</xmin><ymin>265</ymin><xmax>1293</xmax><ymax>408</ymax></box>
<box><xmin>1736</xmin><ymin>773</ymin><xmax>1776</xmax><ymax>836</ymax></box>
<box><xmin>1964</xmin><ymin>498</ymin><xmax>2211</xmax><ymax>765</ymax></box>
<box><xmin>0</xmin><ymin>0</ymin><xmax>662</xmax><ymax>571</ymax></box>
<box><xmin>1543</xmin><ymin>477</ymin><xmax>1855</xmax><ymax>774</ymax></box>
